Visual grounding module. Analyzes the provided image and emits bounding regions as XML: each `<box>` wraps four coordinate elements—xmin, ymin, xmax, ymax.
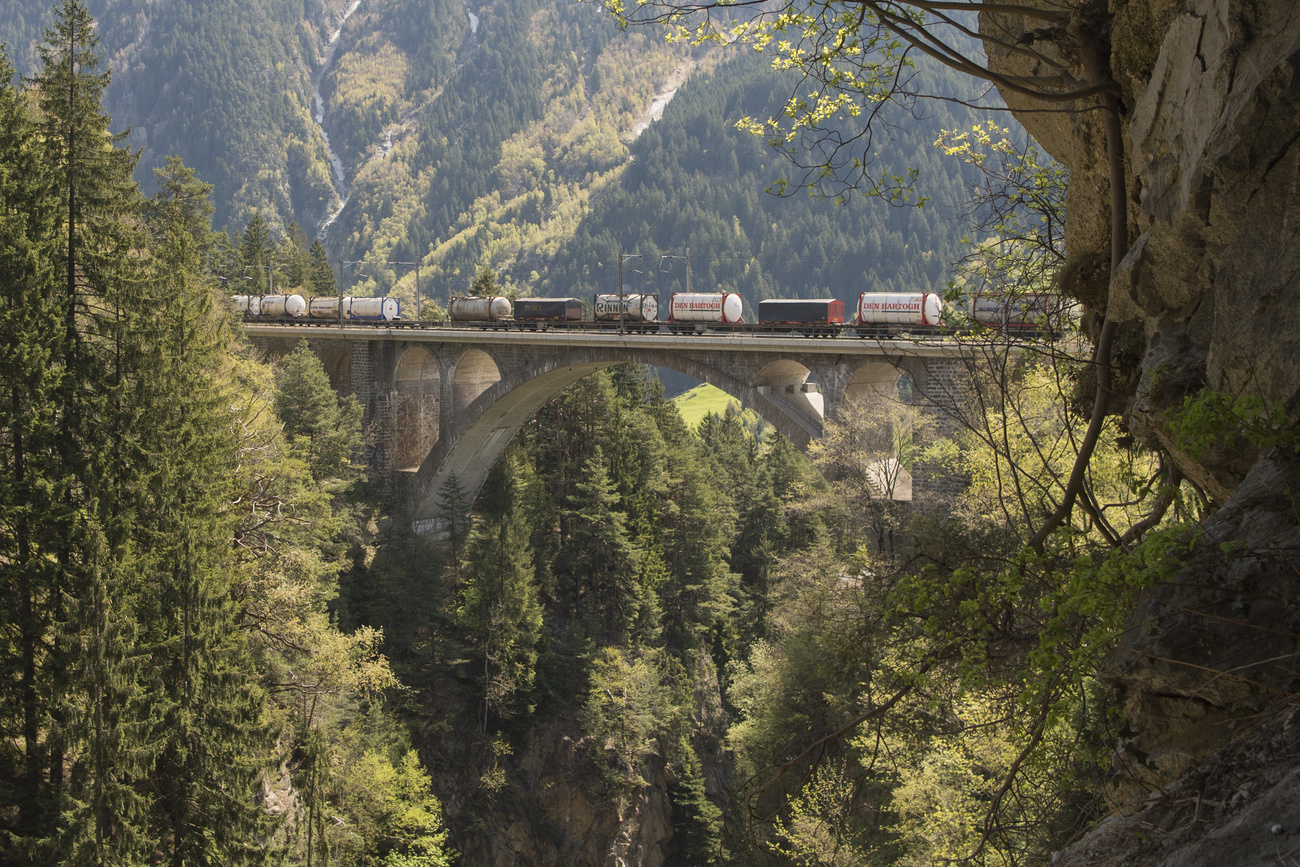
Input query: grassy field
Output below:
<box><xmin>671</xmin><ymin>384</ymin><xmax>770</xmax><ymax>439</ymax></box>
<box><xmin>672</xmin><ymin>384</ymin><xmax>740</xmax><ymax>430</ymax></box>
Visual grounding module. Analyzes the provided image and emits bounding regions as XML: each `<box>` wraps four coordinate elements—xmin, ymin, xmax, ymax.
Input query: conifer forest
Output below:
<box><xmin>2</xmin><ymin>0</ymin><xmax>1299</xmax><ymax>865</ymax></box>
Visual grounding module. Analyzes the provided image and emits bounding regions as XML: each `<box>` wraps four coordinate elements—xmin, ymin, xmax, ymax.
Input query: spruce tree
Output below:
<box><xmin>459</xmin><ymin>459</ymin><xmax>543</xmax><ymax>727</ymax></box>
<box><xmin>29</xmin><ymin>1</ymin><xmax>157</xmax><ymax>858</ymax></box>
<box><xmin>239</xmin><ymin>213</ymin><xmax>273</xmax><ymax>293</ymax></box>
<box><xmin>2</xmin><ymin>7</ymin><xmax>280</xmax><ymax>862</ymax></box>
<box><xmin>139</xmin><ymin>158</ymin><xmax>274</xmax><ymax>865</ymax></box>
<box><xmin>273</xmin><ymin>341</ymin><xmax>363</xmax><ymax>481</ymax></box>
<box><xmin>435</xmin><ymin>472</ymin><xmax>471</xmax><ymax>563</ymax></box>
<box><xmin>0</xmin><ymin>47</ymin><xmax>62</xmax><ymax>852</ymax></box>
<box><xmin>559</xmin><ymin>446</ymin><xmax>642</xmax><ymax>643</ymax></box>
<box><xmin>307</xmin><ymin>239</ymin><xmax>335</xmax><ymax>296</ymax></box>
<box><xmin>278</xmin><ymin>221</ymin><xmax>311</xmax><ymax>289</ymax></box>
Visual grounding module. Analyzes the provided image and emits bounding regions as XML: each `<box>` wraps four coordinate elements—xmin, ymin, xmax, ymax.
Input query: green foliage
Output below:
<box><xmin>808</xmin><ymin>394</ymin><xmax>930</xmax><ymax>557</ymax></box>
<box><xmin>0</xmin><ymin>15</ymin><xmax>453</xmax><ymax>866</ymax></box>
<box><xmin>714</xmin><ymin>336</ymin><xmax>1200</xmax><ymax>863</ymax></box>
<box><xmin>769</xmin><ymin>761</ymin><xmax>871</xmax><ymax>865</ymax></box>
<box><xmin>1167</xmin><ymin>387</ymin><xmax>1299</xmax><ymax>459</ymax></box>
<box><xmin>0</xmin><ymin>12</ymin><xmax>308</xmax><ymax>860</ymax></box>
<box><xmin>667</xmin><ymin>745</ymin><xmax>727</xmax><ymax>864</ymax></box>
<box><xmin>560</xmin><ymin>445</ymin><xmax>645</xmax><ymax>644</ymax></box>
<box><xmin>469</xmin><ymin>265</ymin><xmax>499</xmax><ymax>296</ymax></box>
<box><xmin>936</xmin><ymin>122</ymin><xmax>1069</xmax><ymax>307</ymax></box>
<box><xmin>328</xmin><ymin>746</ymin><xmax>455</xmax><ymax>867</ymax></box>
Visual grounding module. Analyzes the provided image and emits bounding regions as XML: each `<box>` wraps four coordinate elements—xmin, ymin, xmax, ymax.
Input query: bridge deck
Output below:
<box><xmin>241</xmin><ymin>323</ymin><xmax>969</xmax><ymax>357</ymax></box>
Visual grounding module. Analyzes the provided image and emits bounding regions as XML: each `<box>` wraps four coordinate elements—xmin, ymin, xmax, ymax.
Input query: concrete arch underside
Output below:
<box><xmin>843</xmin><ymin>361</ymin><xmax>907</xmax><ymax>403</ymax></box>
<box><xmin>413</xmin><ymin>349</ymin><xmax>829</xmax><ymax>523</ymax></box>
<box><xmin>391</xmin><ymin>346</ymin><xmax>441</xmax><ymax>471</ymax></box>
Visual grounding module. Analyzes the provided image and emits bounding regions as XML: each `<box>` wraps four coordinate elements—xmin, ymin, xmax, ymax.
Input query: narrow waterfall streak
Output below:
<box><xmin>314</xmin><ymin>0</ymin><xmax>363</xmax><ymax>240</ymax></box>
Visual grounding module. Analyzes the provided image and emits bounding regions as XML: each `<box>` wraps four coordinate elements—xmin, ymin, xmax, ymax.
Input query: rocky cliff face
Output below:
<box><xmin>448</xmin><ymin>723</ymin><xmax>676</xmax><ymax>867</ymax></box>
<box><xmin>985</xmin><ymin>0</ymin><xmax>1300</xmax><ymax>851</ymax></box>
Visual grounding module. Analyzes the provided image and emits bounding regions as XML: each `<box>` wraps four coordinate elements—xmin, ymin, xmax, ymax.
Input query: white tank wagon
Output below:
<box><xmin>593</xmin><ymin>293</ymin><xmax>659</xmax><ymax>322</ymax></box>
<box><xmin>668</xmin><ymin>292</ymin><xmax>744</xmax><ymax>324</ymax></box>
<box><xmin>969</xmin><ymin>292</ymin><xmax>1072</xmax><ymax>333</ymax></box>
<box><xmin>448</xmin><ymin>295</ymin><xmax>512</xmax><ymax>322</ymax></box>
<box><xmin>254</xmin><ymin>294</ymin><xmax>308</xmax><ymax>318</ymax></box>
<box><xmin>232</xmin><ymin>295</ymin><xmax>262</xmax><ymax>316</ymax></box>
<box><xmin>307</xmin><ymin>296</ymin><xmax>348</xmax><ymax>319</ymax></box>
<box><xmin>304</xmin><ymin>296</ymin><xmax>402</xmax><ymax>321</ymax></box>
<box><xmin>855</xmin><ymin>292</ymin><xmax>944</xmax><ymax>328</ymax></box>
<box><xmin>345</xmin><ymin>296</ymin><xmax>401</xmax><ymax>321</ymax></box>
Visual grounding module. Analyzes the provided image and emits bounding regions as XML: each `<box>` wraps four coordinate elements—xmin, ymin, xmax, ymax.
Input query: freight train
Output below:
<box><xmin>234</xmin><ymin>291</ymin><xmax>1071</xmax><ymax>338</ymax></box>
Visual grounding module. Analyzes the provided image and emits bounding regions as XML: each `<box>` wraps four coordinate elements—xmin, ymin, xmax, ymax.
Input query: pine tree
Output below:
<box><xmin>278</xmin><ymin>221</ymin><xmax>311</xmax><ymax>289</ymax></box>
<box><xmin>436</xmin><ymin>472</ymin><xmax>471</xmax><ymax>559</ymax></box>
<box><xmin>307</xmin><ymin>239</ymin><xmax>335</xmax><ymax>296</ymax></box>
<box><xmin>652</xmin><ymin>419</ymin><xmax>738</xmax><ymax>654</ymax></box>
<box><xmin>240</xmin><ymin>213</ymin><xmax>273</xmax><ymax>293</ymax></box>
<box><xmin>4</xmin><ymin>8</ymin><xmax>280</xmax><ymax>861</ymax></box>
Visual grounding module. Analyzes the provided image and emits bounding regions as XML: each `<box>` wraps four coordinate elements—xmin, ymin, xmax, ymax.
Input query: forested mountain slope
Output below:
<box><xmin>2</xmin><ymin>0</ymin><xmax>998</xmax><ymax>307</ymax></box>
<box><xmin>535</xmin><ymin>50</ymin><xmax>988</xmax><ymax>307</ymax></box>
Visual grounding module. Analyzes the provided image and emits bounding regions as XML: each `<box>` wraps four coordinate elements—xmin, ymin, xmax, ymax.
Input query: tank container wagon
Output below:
<box><xmin>235</xmin><ymin>294</ymin><xmax>401</xmax><ymax>322</ymax></box>
<box><xmin>969</xmin><ymin>292</ymin><xmax>1073</xmax><ymax>337</ymax></box>
<box><xmin>853</xmin><ymin>292</ymin><xmax>945</xmax><ymax>336</ymax></box>
<box><xmin>255</xmin><ymin>294</ymin><xmax>308</xmax><ymax>319</ymax></box>
<box><xmin>448</xmin><ymin>295</ymin><xmax>513</xmax><ymax>326</ymax></box>
<box><xmin>593</xmin><ymin>293</ymin><xmax>660</xmax><ymax>331</ymax></box>
<box><xmin>667</xmin><ymin>292</ymin><xmax>745</xmax><ymax>332</ymax></box>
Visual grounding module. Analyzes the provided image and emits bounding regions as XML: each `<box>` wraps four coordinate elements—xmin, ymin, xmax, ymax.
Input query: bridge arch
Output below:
<box><xmin>414</xmin><ymin>349</ymin><xmax>830</xmax><ymax>523</ymax></box>
<box><xmin>315</xmin><ymin>343</ymin><xmax>351</xmax><ymax>393</ymax></box>
<box><xmin>754</xmin><ymin>359</ymin><xmax>824</xmax><ymax>441</ymax></box>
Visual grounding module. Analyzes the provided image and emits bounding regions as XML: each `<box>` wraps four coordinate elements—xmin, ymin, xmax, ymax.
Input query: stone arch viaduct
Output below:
<box><xmin>244</xmin><ymin>324</ymin><xmax>968</xmax><ymax>526</ymax></box>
